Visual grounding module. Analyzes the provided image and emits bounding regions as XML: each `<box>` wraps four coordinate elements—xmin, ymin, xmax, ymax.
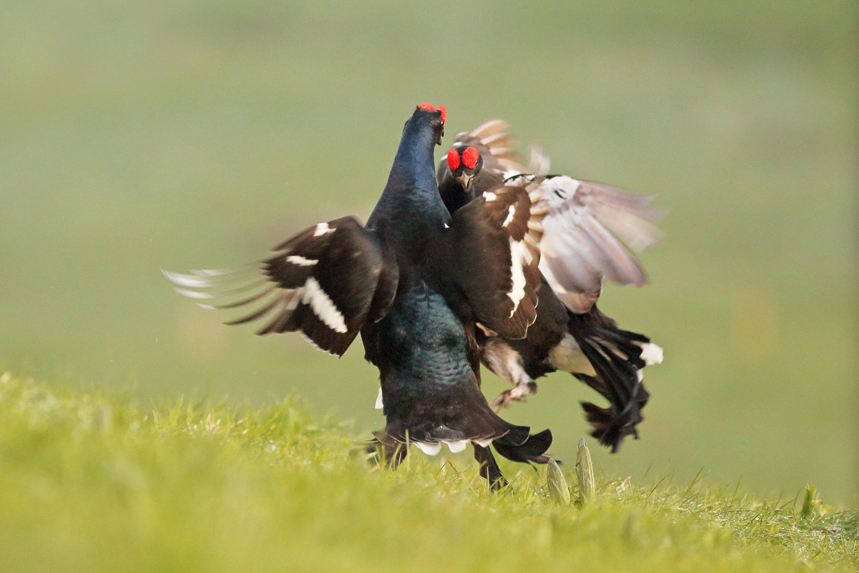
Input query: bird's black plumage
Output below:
<box><xmin>362</xmin><ymin>107</ymin><xmax>550</xmax><ymax>477</ymax></box>
<box><xmin>436</xmin><ymin>121</ymin><xmax>663</xmax><ymax>452</ymax></box>
<box><xmin>166</xmin><ymin>106</ymin><xmax>553</xmax><ymax>486</ymax></box>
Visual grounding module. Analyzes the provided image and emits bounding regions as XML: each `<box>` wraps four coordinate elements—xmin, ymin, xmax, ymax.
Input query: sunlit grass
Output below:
<box><xmin>1</xmin><ymin>373</ymin><xmax>855</xmax><ymax>572</ymax></box>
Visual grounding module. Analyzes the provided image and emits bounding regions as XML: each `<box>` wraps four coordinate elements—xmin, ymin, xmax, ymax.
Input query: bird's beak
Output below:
<box><xmin>457</xmin><ymin>172</ymin><xmax>473</xmax><ymax>191</ymax></box>
<box><xmin>434</xmin><ymin>124</ymin><xmax>444</xmax><ymax>146</ymax></box>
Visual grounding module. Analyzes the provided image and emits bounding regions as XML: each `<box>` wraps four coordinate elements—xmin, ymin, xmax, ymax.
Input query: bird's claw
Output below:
<box><xmin>491</xmin><ymin>382</ymin><xmax>537</xmax><ymax>413</ymax></box>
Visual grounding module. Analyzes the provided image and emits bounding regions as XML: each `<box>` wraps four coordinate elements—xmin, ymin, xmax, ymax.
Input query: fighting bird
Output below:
<box><xmin>435</xmin><ymin>120</ymin><xmax>664</xmax><ymax>451</ymax></box>
<box><xmin>165</xmin><ymin>105</ymin><xmax>553</xmax><ymax>488</ymax></box>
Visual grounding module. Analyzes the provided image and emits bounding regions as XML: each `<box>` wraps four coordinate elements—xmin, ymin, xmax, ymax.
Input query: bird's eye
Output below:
<box><xmin>461</xmin><ymin>146</ymin><xmax>479</xmax><ymax>170</ymax></box>
<box><xmin>446</xmin><ymin>148</ymin><xmax>461</xmax><ymax>171</ymax></box>
<box><xmin>417</xmin><ymin>103</ymin><xmax>447</xmax><ymax>124</ymax></box>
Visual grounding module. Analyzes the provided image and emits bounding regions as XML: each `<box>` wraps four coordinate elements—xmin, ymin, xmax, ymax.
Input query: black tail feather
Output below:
<box><xmin>577</xmin><ymin>376</ymin><xmax>649</xmax><ymax>452</ymax></box>
<box><xmin>493</xmin><ymin>428</ymin><xmax>552</xmax><ymax>464</ymax></box>
<box><xmin>571</xmin><ymin>314</ymin><xmax>652</xmax><ymax>452</ymax></box>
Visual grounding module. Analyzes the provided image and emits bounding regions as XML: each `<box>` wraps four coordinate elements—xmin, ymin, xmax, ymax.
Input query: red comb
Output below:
<box><xmin>446</xmin><ymin>148</ymin><xmax>460</xmax><ymax>171</ymax></box>
<box><xmin>417</xmin><ymin>103</ymin><xmax>447</xmax><ymax>124</ymax></box>
<box><xmin>461</xmin><ymin>146</ymin><xmax>479</xmax><ymax>170</ymax></box>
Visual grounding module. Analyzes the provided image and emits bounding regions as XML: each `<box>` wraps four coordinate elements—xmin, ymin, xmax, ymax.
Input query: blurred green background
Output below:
<box><xmin>1</xmin><ymin>1</ymin><xmax>856</xmax><ymax>505</ymax></box>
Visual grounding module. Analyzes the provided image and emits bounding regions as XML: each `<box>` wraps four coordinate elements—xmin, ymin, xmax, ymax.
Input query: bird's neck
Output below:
<box><xmin>368</xmin><ymin>112</ymin><xmax>451</xmax><ymax>256</ymax></box>
<box><xmin>380</xmin><ymin>115</ymin><xmax>444</xmax><ymax>209</ymax></box>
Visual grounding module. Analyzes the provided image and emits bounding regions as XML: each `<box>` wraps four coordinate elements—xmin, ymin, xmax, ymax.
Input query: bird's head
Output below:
<box><xmin>416</xmin><ymin>103</ymin><xmax>446</xmax><ymax>145</ymax></box>
<box><xmin>445</xmin><ymin>145</ymin><xmax>483</xmax><ymax>191</ymax></box>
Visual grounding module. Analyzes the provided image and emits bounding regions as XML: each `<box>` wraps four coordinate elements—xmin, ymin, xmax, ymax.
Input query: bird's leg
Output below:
<box><xmin>368</xmin><ymin>430</ymin><xmax>408</xmax><ymax>467</ymax></box>
<box><xmin>473</xmin><ymin>444</ymin><xmax>508</xmax><ymax>491</ymax></box>
<box><xmin>490</xmin><ymin>380</ymin><xmax>538</xmax><ymax>412</ymax></box>
<box><xmin>482</xmin><ymin>340</ymin><xmax>539</xmax><ymax>412</ymax></box>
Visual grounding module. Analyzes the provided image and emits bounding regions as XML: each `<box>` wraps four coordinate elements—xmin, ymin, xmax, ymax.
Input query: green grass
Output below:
<box><xmin>2</xmin><ymin>374</ymin><xmax>856</xmax><ymax>572</ymax></box>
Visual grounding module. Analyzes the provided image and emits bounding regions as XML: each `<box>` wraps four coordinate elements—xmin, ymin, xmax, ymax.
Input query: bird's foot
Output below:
<box><xmin>367</xmin><ymin>430</ymin><xmax>408</xmax><ymax>467</ymax></box>
<box><xmin>491</xmin><ymin>381</ymin><xmax>538</xmax><ymax>413</ymax></box>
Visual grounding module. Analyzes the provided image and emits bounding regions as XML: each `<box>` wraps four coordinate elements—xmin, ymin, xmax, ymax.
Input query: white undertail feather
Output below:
<box><xmin>474</xmin><ymin>438</ymin><xmax>493</xmax><ymax>448</ymax></box>
<box><xmin>446</xmin><ymin>441</ymin><xmax>469</xmax><ymax>453</ymax></box>
<box><xmin>414</xmin><ymin>442</ymin><xmax>441</xmax><ymax>456</ymax></box>
<box><xmin>413</xmin><ymin>440</ymin><xmax>479</xmax><ymax>455</ymax></box>
<box><xmin>638</xmin><ymin>342</ymin><xmax>664</xmax><ymax>365</ymax></box>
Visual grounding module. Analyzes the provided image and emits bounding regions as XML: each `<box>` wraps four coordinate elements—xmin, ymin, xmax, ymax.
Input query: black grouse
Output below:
<box><xmin>435</xmin><ymin>120</ymin><xmax>664</xmax><ymax>451</ymax></box>
<box><xmin>165</xmin><ymin>105</ymin><xmax>553</xmax><ymax>488</ymax></box>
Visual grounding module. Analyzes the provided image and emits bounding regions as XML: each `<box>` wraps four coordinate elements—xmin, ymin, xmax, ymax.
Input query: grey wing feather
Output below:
<box><xmin>452</xmin><ymin>121</ymin><xmax>664</xmax><ymax>314</ymax></box>
<box><xmin>453</xmin><ymin>120</ymin><xmax>529</xmax><ymax>175</ymax></box>
<box><xmin>533</xmin><ymin>176</ymin><xmax>665</xmax><ymax>313</ymax></box>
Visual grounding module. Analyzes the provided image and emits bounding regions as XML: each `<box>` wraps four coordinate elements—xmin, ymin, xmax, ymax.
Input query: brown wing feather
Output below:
<box><xmin>439</xmin><ymin>179</ymin><xmax>545</xmax><ymax>339</ymax></box>
<box><xmin>164</xmin><ymin>216</ymin><xmax>398</xmax><ymax>356</ymax></box>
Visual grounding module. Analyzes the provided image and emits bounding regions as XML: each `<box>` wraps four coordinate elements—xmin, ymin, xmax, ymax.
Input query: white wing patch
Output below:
<box><xmin>375</xmin><ymin>388</ymin><xmax>384</xmax><ymax>410</ymax></box>
<box><xmin>286</xmin><ymin>255</ymin><xmax>318</xmax><ymax>266</ymax></box>
<box><xmin>483</xmin><ymin>191</ymin><xmax>497</xmax><ymax>202</ymax></box>
<box><xmin>302</xmin><ymin>277</ymin><xmax>348</xmax><ymax>333</ymax></box>
<box><xmin>506</xmin><ymin>238</ymin><xmax>528</xmax><ymax>317</ymax></box>
<box><xmin>502</xmin><ymin>204</ymin><xmax>516</xmax><ymax>228</ymax></box>
<box><xmin>313</xmin><ymin>222</ymin><xmax>335</xmax><ymax>237</ymax></box>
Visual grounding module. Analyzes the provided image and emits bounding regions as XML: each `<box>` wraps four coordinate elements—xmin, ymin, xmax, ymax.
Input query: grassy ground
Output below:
<box><xmin>2</xmin><ymin>374</ymin><xmax>855</xmax><ymax>572</ymax></box>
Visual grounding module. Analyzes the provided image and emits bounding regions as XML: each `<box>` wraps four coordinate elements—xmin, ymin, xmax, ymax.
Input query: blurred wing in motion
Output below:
<box><xmin>164</xmin><ymin>216</ymin><xmax>398</xmax><ymax>356</ymax></box>
<box><xmin>529</xmin><ymin>176</ymin><xmax>666</xmax><ymax>313</ymax></box>
<box><xmin>441</xmin><ymin>120</ymin><xmax>663</xmax><ymax>314</ymax></box>
<box><xmin>451</xmin><ymin>119</ymin><xmax>529</xmax><ymax>176</ymax></box>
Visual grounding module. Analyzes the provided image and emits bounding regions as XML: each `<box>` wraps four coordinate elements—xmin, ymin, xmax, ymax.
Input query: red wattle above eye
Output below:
<box><xmin>461</xmin><ymin>146</ymin><xmax>479</xmax><ymax>169</ymax></box>
<box><xmin>446</xmin><ymin>148</ymin><xmax>461</xmax><ymax>171</ymax></box>
<box><xmin>417</xmin><ymin>103</ymin><xmax>446</xmax><ymax>124</ymax></box>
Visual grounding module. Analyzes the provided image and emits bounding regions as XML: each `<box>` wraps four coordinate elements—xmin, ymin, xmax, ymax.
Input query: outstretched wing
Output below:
<box><xmin>437</xmin><ymin>180</ymin><xmax>546</xmax><ymax>339</ymax></box>
<box><xmin>449</xmin><ymin>119</ymin><xmax>528</xmax><ymax>175</ymax></box>
<box><xmin>164</xmin><ymin>216</ymin><xmax>398</xmax><ymax>356</ymax></box>
<box><xmin>529</xmin><ymin>176</ymin><xmax>665</xmax><ymax>313</ymax></box>
<box><xmin>441</xmin><ymin>119</ymin><xmax>664</xmax><ymax>315</ymax></box>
